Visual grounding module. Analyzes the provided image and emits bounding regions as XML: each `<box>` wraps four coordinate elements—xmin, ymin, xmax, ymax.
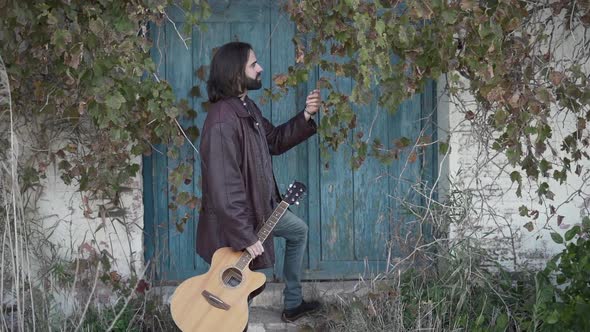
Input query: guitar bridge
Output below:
<box><xmin>202</xmin><ymin>290</ymin><xmax>231</xmax><ymax>311</ymax></box>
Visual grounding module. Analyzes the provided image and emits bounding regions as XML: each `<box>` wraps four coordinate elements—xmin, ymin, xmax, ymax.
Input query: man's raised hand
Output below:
<box><xmin>304</xmin><ymin>89</ymin><xmax>321</xmax><ymax>120</ymax></box>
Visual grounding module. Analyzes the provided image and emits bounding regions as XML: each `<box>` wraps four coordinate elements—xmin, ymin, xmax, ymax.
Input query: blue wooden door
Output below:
<box><xmin>143</xmin><ymin>0</ymin><xmax>437</xmax><ymax>282</ymax></box>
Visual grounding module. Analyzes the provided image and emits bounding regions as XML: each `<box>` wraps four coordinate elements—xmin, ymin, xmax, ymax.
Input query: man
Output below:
<box><xmin>196</xmin><ymin>41</ymin><xmax>321</xmax><ymax>323</ymax></box>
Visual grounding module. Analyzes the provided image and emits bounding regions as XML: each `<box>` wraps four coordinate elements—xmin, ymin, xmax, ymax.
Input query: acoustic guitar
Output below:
<box><xmin>170</xmin><ymin>181</ymin><xmax>307</xmax><ymax>332</ymax></box>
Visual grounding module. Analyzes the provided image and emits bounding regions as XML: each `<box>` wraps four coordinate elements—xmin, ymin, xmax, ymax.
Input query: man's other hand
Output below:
<box><xmin>246</xmin><ymin>240</ymin><xmax>264</xmax><ymax>258</ymax></box>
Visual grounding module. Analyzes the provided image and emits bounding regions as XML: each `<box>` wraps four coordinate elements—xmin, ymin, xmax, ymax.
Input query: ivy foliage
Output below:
<box><xmin>280</xmin><ymin>0</ymin><xmax>590</xmax><ymax>201</ymax></box>
<box><xmin>0</xmin><ymin>0</ymin><xmax>209</xmax><ymax>205</ymax></box>
<box><xmin>2</xmin><ymin>0</ymin><xmax>590</xmax><ymax>211</ymax></box>
<box><xmin>535</xmin><ymin>217</ymin><xmax>590</xmax><ymax>331</ymax></box>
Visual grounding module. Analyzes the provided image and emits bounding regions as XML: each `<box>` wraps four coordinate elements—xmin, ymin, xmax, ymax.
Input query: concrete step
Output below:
<box><xmin>156</xmin><ymin>280</ymin><xmax>371</xmax><ymax>331</ymax></box>
<box><xmin>247</xmin><ymin>307</ymin><xmax>315</xmax><ymax>332</ymax></box>
<box><xmin>156</xmin><ymin>280</ymin><xmax>367</xmax><ymax>308</ymax></box>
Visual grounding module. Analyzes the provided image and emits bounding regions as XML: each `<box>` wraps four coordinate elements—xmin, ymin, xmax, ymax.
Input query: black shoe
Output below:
<box><xmin>281</xmin><ymin>300</ymin><xmax>321</xmax><ymax>323</ymax></box>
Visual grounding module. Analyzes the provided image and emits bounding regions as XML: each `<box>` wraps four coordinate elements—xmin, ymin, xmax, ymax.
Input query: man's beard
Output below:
<box><xmin>244</xmin><ymin>75</ymin><xmax>262</xmax><ymax>91</ymax></box>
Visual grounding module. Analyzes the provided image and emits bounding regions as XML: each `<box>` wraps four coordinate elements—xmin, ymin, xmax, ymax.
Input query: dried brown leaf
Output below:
<box><xmin>549</xmin><ymin>70</ymin><xmax>565</xmax><ymax>86</ymax></box>
<box><xmin>557</xmin><ymin>215</ymin><xmax>564</xmax><ymax>226</ymax></box>
<box><xmin>273</xmin><ymin>74</ymin><xmax>288</xmax><ymax>86</ymax></box>
<box><xmin>196</xmin><ymin>65</ymin><xmax>208</xmax><ymax>81</ymax></box>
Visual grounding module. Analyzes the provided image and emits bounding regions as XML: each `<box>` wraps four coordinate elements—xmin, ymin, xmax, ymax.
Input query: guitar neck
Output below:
<box><xmin>235</xmin><ymin>201</ymin><xmax>290</xmax><ymax>270</ymax></box>
<box><xmin>256</xmin><ymin>201</ymin><xmax>289</xmax><ymax>243</ymax></box>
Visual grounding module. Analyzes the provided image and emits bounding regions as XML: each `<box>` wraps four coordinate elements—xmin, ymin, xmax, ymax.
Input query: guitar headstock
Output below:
<box><xmin>283</xmin><ymin>181</ymin><xmax>307</xmax><ymax>206</ymax></box>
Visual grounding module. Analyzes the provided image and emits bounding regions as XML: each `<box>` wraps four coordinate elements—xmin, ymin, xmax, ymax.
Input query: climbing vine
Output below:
<box><xmin>0</xmin><ymin>0</ymin><xmax>210</xmax><ymax>208</ymax></box>
<box><xmin>278</xmin><ymin>0</ymin><xmax>590</xmax><ymax>204</ymax></box>
<box><xmin>2</xmin><ymin>0</ymin><xmax>590</xmax><ymax>223</ymax></box>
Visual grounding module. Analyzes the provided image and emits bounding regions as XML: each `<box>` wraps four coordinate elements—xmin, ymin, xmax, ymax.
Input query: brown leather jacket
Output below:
<box><xmin>196</xmin><ymin>96</ymin><xmax>316</xmax><ymax>270</ymax></box>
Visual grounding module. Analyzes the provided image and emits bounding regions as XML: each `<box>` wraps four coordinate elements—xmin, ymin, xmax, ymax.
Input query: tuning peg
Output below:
<box><xmin>289</xmin><ymin>184</ymin><xmax>293</xmax><ymax>188</ymax></box>
<box><xmin>295</xmin><ymin>201</ymin><xmax>300</xmax><ymax>205</ymax></box>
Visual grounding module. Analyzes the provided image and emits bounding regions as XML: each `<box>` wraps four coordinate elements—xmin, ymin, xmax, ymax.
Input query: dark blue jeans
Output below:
<box><xmin>272</xmin><ymin>209</ymin><xmax>308</xmax><ymax>310</ymax></box>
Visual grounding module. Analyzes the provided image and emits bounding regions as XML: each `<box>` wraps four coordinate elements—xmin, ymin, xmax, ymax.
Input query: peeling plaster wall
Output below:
<box><xmin>36</xmin><ymin>156</ymin><xmax>145</xmax><ymax>279</ymax></box>
<box><xmin>441</xmin><ymin>88</ymin><xmax>589</xmax><ymax>270</ymax></box>
<box><xmin>438</xmin><ymin>18</ymin><xmax>590</xmax><ymax>270</ymax></box>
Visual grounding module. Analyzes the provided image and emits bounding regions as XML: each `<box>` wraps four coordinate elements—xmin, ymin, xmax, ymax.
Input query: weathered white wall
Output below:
<box><xmin>438</xmin><ymin>14</ymin><xmax>590</xmax><ymax>269</ymax></box>
<box><xmin>36</xmin><ymin>156</ymin><xmax>145</xmax><ymax>278</ymax></box>
<box><xmin>440</xmin><ymin>86</ymin><xmax>589</xmax><ymax>270</ymax></box>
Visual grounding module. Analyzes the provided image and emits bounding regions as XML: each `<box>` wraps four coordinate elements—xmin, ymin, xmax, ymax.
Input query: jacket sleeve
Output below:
<box><xmin>261</xmin><ymin>110</ymin><xmax>317</xmax><ymax>155</ymax></box>
<box><xmin>200</xmin><ymin>120</ymin><xmax>259</xmax><ymax>251</ymax></box>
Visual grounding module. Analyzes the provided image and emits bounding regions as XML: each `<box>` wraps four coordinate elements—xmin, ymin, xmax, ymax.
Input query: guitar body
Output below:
<box><xmin>170</xmin><ymin>247</ymin><xmax>266</xmax><ymax>332</ymax></box>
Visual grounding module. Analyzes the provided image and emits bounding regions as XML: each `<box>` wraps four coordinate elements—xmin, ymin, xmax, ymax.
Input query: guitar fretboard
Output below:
<box><xmin>235</xmin><ymin>201</ymin><xmax>290</xmax><ymax>270</ymax></box>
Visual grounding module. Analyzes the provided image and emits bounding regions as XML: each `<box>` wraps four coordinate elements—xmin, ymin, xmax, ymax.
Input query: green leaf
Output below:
<box><xmin>495</xmin><ymin>313</ymin><xmax>508</xmax><ymax>329</ymax></box>
<box><xmin>538</xmin><ymin>182</ymin><xmax>550</xmax><ymax>197</ymax></box>
<box><xmin>46</xmin><ymin>12</ymin><xmax>58</xmax><ymax>25</ymax></box>
<box><xmin>545</xmin><ymin>254</ymin><xmax>560</xmax><ymax>271</ymax></box>
<box><xmin>375</xmin><ymin>20</ymin><xmax>386</xmax><ymax>35</ymax></box>
<box><xmin>564</xmin><ymin>225</ymin><xmax>580</xmax><ymax>241</ymax></box>
<box><xmin>176</xmin><ymin>191</ymin><xmax>192</xmax><ymax>205</ymax></box>
<box><xmin>167</xmin><ymin>148</ymin><xmax>179</xmax><ymax>159</ymax></box>
<box><xmin>131</xmin><ymin>143</ymin><xmax>148</xmax><ymax>155</ymax></box>
<box><xmin>89</xmin><ymin>18</ymin><xmax>104</xmax><ymax>36</ymax></box>
<box><xmin>510</xmin><ymin>171</ymin><xmax>522</xmax><ymax>197</ymax></box>
<box><xmin>539</xmin><ymin>159</ymin><xmax>551</xmax><ymax>175</ymax></box>
<box><xmin>552</xmin><ymin>169</ymin><xmax>567</xmax><ymax>184</ymax></box>
<box><xmin>536</xmin><ymin>87</ymin><xmax>552</xmax><ymax>104</ymax></box>
<box><xmin>166</xmin><ymin>106</ymin><xmax>180</xmax><ymax>118</ymax></box>
<box><xmin>550</xmin><ymin>232</ymin><xmax>564</xmax><ymax>244</ymax></box>
<box><xmin>439</xmin><ymin>142</ymin><xmax>449</xmax><ymax>154</ymax></box>
<box><xmin>106</xmin><ymin>91</ymin><xmax>126</xmax><ymax>110</ymax></box>
<box><xmin>190</xmin><ymin>86</ymin><xmax>201</xmax><ymax>97</ymax></box>
<box><xmin>50</xmin><ymin>29</ymin><xmax>72</xmax><ymax>53</ymax></box>
<box><xmin>475</xmin><ymin>314</ymin><xmax>485</xmax><ymax>326</ymax></box>
<box><xmin>128</xmin><ymin>163</ymin><xmax>140</xmax><ymax>175</ymax></box>
<box><xmin>185</xmin><ymin>126</ymin><xmax>200</xmax><ymax>141</ymax></box>
<box><xmin>114</xmin><ymin>16</ymin><xmax>134</xmax><ymax>33</ymax></box>
<box><xmin>395</xmin><ymin>136</ymin><xmax>411</xmax><ymax>148</ymax></box>
<box><xmin>506</xmin><ymin>147</ymin><xmax>521</xmax><ymax>166</ymax></box>
<box><xmin>441</xmin><ymin>10</ymin><xmax>458</xmax><ymax>24</ymax></box>
<box><xmin>510</xmin><ymin>171</ymin><xmax>521</xmax><ymax>183</ymax></box>
<box><xmin>478</xmin><ymin>24</ymin><xmax>491</xmax><ymax>39</ymax></box>
<box><xmin>555</xmin><ymin>273</ymin><xmax>566</xmax><ymax>284</ymax></box>
<box><xmin>398</xmin><ymin>26</ymin><xmax>409</xmax><ymax>45</ymax></box>
<box><xmin>518</xmin><ymin>205</ymin><xmax>528</xmax><ymax>216</ymax></box>
<box><xmin>494</xmin><ymin>109</ymin><xmax>508</xmax><ymax>126</ymax></box>
<box><xmin>546</xmin><ymin>309</ymin><xmax>559</xmax><ymax>324</ymax></box>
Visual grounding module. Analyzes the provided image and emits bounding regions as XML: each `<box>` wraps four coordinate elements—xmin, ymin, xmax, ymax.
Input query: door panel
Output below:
<box><xmin>143</xmin><ymin>1</ymin><xmax>437</xmax><ymax>282</ymax></box>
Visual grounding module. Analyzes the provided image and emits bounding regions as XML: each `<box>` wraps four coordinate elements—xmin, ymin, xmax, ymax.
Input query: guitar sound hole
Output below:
<box><xmin>222</xmin><ymin>267</ymin><xmax>243</xmax><ymax>287</ymax></box>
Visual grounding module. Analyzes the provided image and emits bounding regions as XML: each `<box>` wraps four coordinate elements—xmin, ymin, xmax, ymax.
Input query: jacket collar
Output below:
<box><xmin>225</xmin><ymin>96</ymin><xmax>253</xmax><ymax>118</ymax></box>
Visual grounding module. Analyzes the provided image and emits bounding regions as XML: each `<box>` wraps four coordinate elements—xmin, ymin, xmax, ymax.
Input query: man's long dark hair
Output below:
<box><xmin>207</xmin><ymin>41</ymin><xmax>252</xmax><ymax>103</ymax></box>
